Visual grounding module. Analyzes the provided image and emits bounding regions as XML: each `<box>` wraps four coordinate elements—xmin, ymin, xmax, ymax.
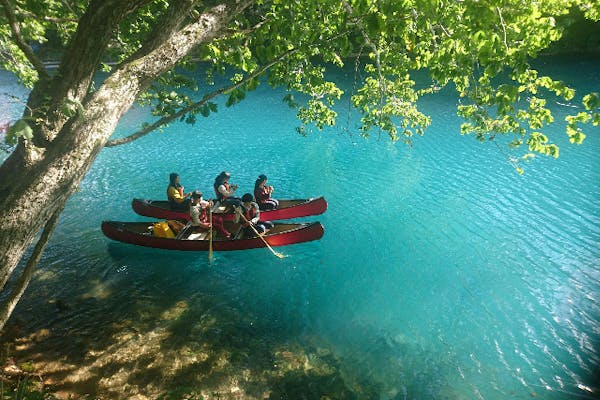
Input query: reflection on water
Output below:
<box><xmin>1</xmin><ymin>55</ymin><xmax>599</xmax><ymax>399</ymax></box>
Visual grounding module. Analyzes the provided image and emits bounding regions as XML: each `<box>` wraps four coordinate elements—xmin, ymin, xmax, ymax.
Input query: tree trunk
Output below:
<box><xmin>0</xmin><ymin>0</ymin><xmax>251</xmax><ymax>329</ymax></box>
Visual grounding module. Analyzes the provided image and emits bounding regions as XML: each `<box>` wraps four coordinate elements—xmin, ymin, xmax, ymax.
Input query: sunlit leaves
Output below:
<box><xmin>566</xmin><ymin>111</ymin><xmax>592</xmax><ymax>144</ymax></box>
<box><xmin>527</xmin><ymin>132</ymin><xmax>560</xmax><ymax>157</ymax></box>
<box><xmin>1</xmin><ymin>0</ymin><xmax>598</xmax><ymax>166</ymax></box>
<box><xmin>0</xmin><ymin>31</ymin><xmax>39</xmax><ymax>87</ymax></box>
<box><xmin>297</xmin><ymin>99</ymin><xmax>337</xmax><ymax>129</ymax></box>
<box><xmin>0</xmin><ymin>0</ymin><xmax>83</xmax><ymax>86</ymax></box>
<box><xmin>579</xmin><ymin>0</ymin><xmax>600</xmax><ymax>19</ymax></box>
<box><xmin>580</xmin><ymin>92</ymin><xmax>600</xmax><ymax>130</ymax></box>
<box><xmin>582</xmin><ymin>92</ymin><xmax>599</xmax><ymax>111</ymax></box>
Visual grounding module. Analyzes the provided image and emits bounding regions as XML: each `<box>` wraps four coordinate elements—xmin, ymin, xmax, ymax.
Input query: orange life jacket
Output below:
<box><xmin>242</xmin><ymin>205</ymin><xmax>257</xmax><ymax>227</ymax></box>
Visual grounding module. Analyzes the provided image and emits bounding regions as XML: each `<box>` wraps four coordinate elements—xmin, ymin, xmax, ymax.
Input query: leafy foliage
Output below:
<box><xmin>0</xmin><ymin>0</ymin><xmax>83</xmax><ymax>87</ymax></box>
<box><xmin>1</xmin><ymin>0</ymin><xmax>598</xmax><ymax>168</ymax></box>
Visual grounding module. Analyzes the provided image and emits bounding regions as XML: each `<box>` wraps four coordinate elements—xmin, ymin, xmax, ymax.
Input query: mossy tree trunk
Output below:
<box><xmin>0</xmin><ymin>0</ymin><xmax>250</xmax><ymax>331</ymax></box>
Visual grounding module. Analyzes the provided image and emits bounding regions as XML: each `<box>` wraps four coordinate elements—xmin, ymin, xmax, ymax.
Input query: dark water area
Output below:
<box><xmin>0</xmin><ymin>54</ymin><xmax>599</xmax><ymax>399</ymax></box>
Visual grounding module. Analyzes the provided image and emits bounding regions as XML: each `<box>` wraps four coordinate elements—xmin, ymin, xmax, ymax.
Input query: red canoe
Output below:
<box><xmin>101</xmin><ymin>220</ymin><xmax>324</xmax><ymax>251</ymax></box>
<box><xmin>131</xmin><ymin>197</ymin><xmax>327</xmax><ymax>221</ymax></box>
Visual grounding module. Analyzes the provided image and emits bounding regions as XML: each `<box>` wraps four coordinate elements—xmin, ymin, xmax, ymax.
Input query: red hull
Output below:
<box><xmin>101</xmin><ymin>220</ymin><xmax>324</xmax><ymax>251</ymax></box>
<box><xmin>131</xmin><ymin>197</ymin><xmax>327</xmax><ymax>222</ymax></box>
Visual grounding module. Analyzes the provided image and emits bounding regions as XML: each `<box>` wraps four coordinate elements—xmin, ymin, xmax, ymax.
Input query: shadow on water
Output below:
<box><xmin>1</xmin><ymin>243</ymin><xmax>462</xmax><ymax>399</ymax></box>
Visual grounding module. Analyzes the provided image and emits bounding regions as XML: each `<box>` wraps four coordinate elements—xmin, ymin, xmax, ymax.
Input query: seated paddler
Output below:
<box><xmin>166</xmin><ymin>172</ymin><xmax>191</xmax><ymax>211</ymax></box>
<box><xmin>189</xmin><ymin>190</ymin><xmax>231</xmax><ymax>238</ymax></box>
<box><xmin>234</xmin><ymin>193</ymin><xmax>274</xmax><ymax>236</ymax></box>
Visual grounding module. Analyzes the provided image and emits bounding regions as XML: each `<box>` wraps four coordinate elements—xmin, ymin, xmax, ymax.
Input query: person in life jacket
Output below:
<box><xmin>254</xmin><ymin>174</ymin><xmax>279</xmax><ymax>210</ymax></box>
<box><xmin>167</xmin><ymin>172</ymin><xmax>191</xmax><ymax>211</ymax></box>
<box><xmin>234</xmin><ymin>193</ymin><xmax>274</xmax><ymax>236</ymax></box>
<box><xmin>189</xmin><ymin>191</ymin><xmax>231</xmax><ymax>238</ymax></box>
<box><xmin>213</xmin><ymin>171</ymin><xmax>242</xmax><ymax>208</ymax></box>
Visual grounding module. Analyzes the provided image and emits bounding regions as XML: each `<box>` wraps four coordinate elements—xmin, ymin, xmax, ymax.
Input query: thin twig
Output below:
<box><xmin>341</xmin><ymin>0</ymin><xmax>387</xmax><ymax>139</ymax></box>
<box><xmin>60</xmin><ymin>0</ymin><xmax>77</xmax><ymax>15</ymax></box>
<box><xmin>341</xmin><ymin>1</ymin><xmax>386</xmax><ymax>94</ymax></box>
<box><xmin>496</xmin><ymin>6</ymin><xmax>509</xmax><ymax>51</ymax></box>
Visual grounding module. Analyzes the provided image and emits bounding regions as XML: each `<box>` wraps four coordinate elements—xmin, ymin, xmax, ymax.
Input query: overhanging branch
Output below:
<box><xmin>123</xmin><ymin>0</ymin><xmax>196</xmax><ymax>63</ymax></box>
<box><xmin>341</xmin><ymin>0</ymin><xmax>387</xmax><ymax>95</ymax></box>
<box><xmin>105</xmin><ymin>49</ymin><xmax>294</xmax><ymax>147</ymax></box>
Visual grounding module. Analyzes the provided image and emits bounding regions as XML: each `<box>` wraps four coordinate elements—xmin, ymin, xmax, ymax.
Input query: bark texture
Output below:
<box><xmin>0</xmin><ymin>0</ymin><xmax>253</xmax><ymax>329</ymax></box>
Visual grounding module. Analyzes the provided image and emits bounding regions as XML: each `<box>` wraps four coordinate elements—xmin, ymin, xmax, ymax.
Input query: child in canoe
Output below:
<box><xmin>234</xmin><ymin>193</ymin><xmax>274</xmax><ymax>236</ymax></box>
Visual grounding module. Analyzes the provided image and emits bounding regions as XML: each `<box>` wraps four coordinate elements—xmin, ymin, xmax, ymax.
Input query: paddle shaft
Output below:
<box><xmin>235</xmin><ymin>209</ymin><xmax>284</xmax><ymax>259</ymax></box>
<box><xmin>208</xmin><ymin>206</ymin><xmax>213</xmax><ymax>261</ymax></box>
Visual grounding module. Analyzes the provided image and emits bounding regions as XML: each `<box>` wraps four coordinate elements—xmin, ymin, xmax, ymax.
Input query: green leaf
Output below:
<box><xmin>5</xmin><ymin>120</ymin><xmax>33</xmax><ymax>145</ymax></box>
<box><xmin>583</xmin><ymin>93</ymin><xmax>599</xmax><ymax>110</ymax></box>
<box><xmin>199</xmin><ymin>104</ymin><xmax>210</xmax><ymax>117</ymax></box>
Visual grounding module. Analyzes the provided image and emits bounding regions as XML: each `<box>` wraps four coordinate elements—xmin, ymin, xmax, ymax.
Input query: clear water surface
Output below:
<box><xmin>0</xmin><ymin>55</ymin><xmax>598</xmax><ymax>399</ymax></box>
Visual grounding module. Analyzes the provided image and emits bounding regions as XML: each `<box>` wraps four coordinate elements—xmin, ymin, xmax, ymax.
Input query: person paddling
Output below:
<box><xmin>234</xmin><ymin>193</ymin><xmax>274</xmax><ymax>237</ymax></box>
<box><xmin>189</xmin><ymin>191</ymin><xmax>230</xmax><ymax>238</ymax></box>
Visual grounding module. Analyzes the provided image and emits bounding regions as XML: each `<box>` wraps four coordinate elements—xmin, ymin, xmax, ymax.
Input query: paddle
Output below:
<box><xmin>235</xmin><ymin>207</ymin><xmax>285</xmax><ymax>259</ymax></box>
<box><xmin>208</xmin><ymin>206</ymin><xmax>213</xmax><ymax>262</ymax></box>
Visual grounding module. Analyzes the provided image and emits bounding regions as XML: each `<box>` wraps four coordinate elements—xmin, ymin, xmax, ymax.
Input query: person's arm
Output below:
<box><xmin>218</xmin><ymin>184</ymin><xmax>235</xmax><ymax>197</ymax></box>
<box><xmin>199</xmin><ymin>220</ymin><xmax>211</xmax><ymax>229</ymax></box>
<box><xmin>233</xmin><ymin>206</ymin><xmax>251</xmax><ymax>227</ymax></box>
<box><xmin>251</xmin><ymin>203</ymin><xmax>260</xmax><ymax>224</ymax></box>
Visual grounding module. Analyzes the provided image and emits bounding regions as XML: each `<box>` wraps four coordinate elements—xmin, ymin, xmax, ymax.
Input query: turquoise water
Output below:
<box><xmin>1</xmin><ymin>55</ymin><xmax>599</xmax><ymax>399</ymax></box>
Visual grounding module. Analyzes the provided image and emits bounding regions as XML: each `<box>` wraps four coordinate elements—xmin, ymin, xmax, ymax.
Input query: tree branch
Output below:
<box><xmin>106</xmin><ymin>49</ymin><xmax>293</xmax><ymax>147</ymax></box>
<box><xmin>496</xmin><ymin>6</ymin><xmax>509</xmax><ymax>51</ymax></box>
<box><xmin>105</xmin><ymin>21</ymin><xmax>357</xmax><ymax>147</ymax></box>
<box><xmin>341</xmin><ymin>1</ymin><xmax>387</xmax><ymax>94</ymax></box>
<box><xmin>52</xmin><ymin>0</ymin><xmax>152</xmax><ymax>101</ymax></box>
<box><xmin>0</xmin><ymin>207</ymin><xmax>62</xmax><ymax>331</ymax></box>
<box><xmin>15</xmin><ymin>9</ymin><xmax>79</xmax><ymax>23</ymax></box>
<box><xmin>0</xmin><ymin>0</ymin><xmax>49</xmax><ymax>80</ymax></box>
<box><xmin>27</xmin><ymin>0</ymin><xmax>152</xmax><ymax>145</ymax></box>
<box><xmin>66</xmin><ymin>0</ymin><xmax>255</xmax><ymax>151</ymax></box>
<box><xmin>123</xmin><ymin>0</ymin><xmax>196</xmax><ymax>63</ymax></box>
<box><xmin>60</xmin><ymin>0</ymin><xmax>77</xmax><ymax>16</ymax></box>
